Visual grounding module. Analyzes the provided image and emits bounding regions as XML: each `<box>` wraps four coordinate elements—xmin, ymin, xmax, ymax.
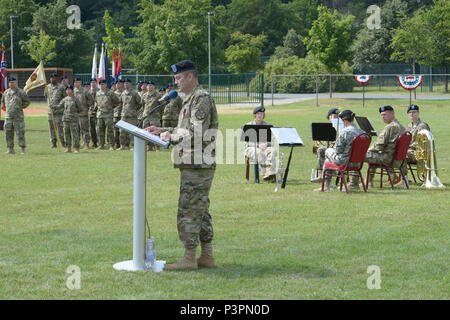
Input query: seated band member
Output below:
<box><xmin>314</xmin><ymin>110</ymin><xmax>364</xmax><ymax>192</ymax></box>
<box><xmin>364</xmin><ymin>106</ymin><xmax>405</xmax><ymax>187</ymax></box>
<box><xmin>311</xmin><ymin>108</ymin><xmax>339</xmax><ymax>183</ymax></box>
<box><xmin>244</xmin><ymin>106</ymin><xmax>277</xmax><ymax>182</ymax></box>
<box><xmin>406</xmin><ymin>104</ymin><xmax>430</xmax><ymax>164</ymax></box>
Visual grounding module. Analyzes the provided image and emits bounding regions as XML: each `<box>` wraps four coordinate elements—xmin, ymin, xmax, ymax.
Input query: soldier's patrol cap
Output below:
<box><xmin>379</xmin><ymin>105</ymin><xmax>394</xmax><ymax>113</ymax></box>
<box><xmin>50</xmin><ymin>73</ymin><xmax>58</xmax><ymax>78</ymax></box>
<box><xmin>66</xmin><ymin>85</ymin><xmax>74</xmax><ymax>90</ymax></box>
<box><xmin>99</xmin><ymin>79</ymin><xmax>107</xmax><ymax>84</ymax></box>
<box><xmin>253</xmin><ymin>106</ymin><xmax>265</xmax><ymax>114</ymax></box>
<box><xmin>124</xmin><ymin>78</ymin><xmax>132</xmax><ymax>83</ymax></box>
<box><xmin>407</xmin><ymin>104</ymin><xmax>419</xmax><ymax>113</ymax></box>
<box><xmin>8</xmin><ymin>77</ymin><xmax>16</xmax><ymax>81</ymax></box>
<box><xmin>171</xmin><ymin>60</ymin><xmax>197</xmax><ymax>74</ymax></box>
<box><xmin>327</xmin><ymin>108</ymin><xmax>339</xmax><ymax>118</ymax></box>
<box><xmin>339</xmin><ymin>109</ymin><xmax>354</xmax><ymax>120</ymax></box>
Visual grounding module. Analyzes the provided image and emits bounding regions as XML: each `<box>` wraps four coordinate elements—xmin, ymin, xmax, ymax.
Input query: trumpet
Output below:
<box><xmin>416</xmin><ymin>129</ymin><xmax>445</xmax><ymax>188</ymax></box>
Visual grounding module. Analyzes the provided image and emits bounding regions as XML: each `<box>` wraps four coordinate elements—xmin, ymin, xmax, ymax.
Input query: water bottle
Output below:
<box><xmin>311</xmin><ymin>169</ymin><xmax>316</xmax><ymax>180</ymax></box>
<box><xmin>145</xmin><ymin>237</ymin><xmax>156</xmax><ymax>269</ymax></box>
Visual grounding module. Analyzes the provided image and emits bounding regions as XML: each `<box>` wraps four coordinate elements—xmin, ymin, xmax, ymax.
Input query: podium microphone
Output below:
<box><xmin>138</xmin><ymin>90</ymin><xmax>178</xmax><ymax>128</ymax></box>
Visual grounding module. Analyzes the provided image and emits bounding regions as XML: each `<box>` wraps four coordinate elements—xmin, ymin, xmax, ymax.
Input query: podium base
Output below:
<box><xmin>113</xmin><ymin>260</ymin><xmax>166</xmax><ymax>272</ymax></box>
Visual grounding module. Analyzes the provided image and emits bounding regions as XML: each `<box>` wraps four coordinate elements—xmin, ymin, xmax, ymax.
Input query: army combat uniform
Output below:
<box><xmin>120</xmin><ymin>89</ymin><xmax>142</xmax><ymax>148</ymax></box>
<box><xmin>113</xmin><ymin>89</ymin><xmax>123</xmax><ymax>149</ymax></box>
<box><xmin>74</xmin><ymin>86</ymin><xmax>94</xmax><ymax>148</ymax></box>
<box><xmin>88</xmin><ymin>87</ymin><xmax>98</xmax><ymax>148</ymax></box>
<box><xmin>58</xmin><ymin>95</ymin><xmax>82</xmax><ymax>151</ymax></box>
<box><xmin>406</xmin><ymin>118</ymin><xmax>430</xmax><ymax>163</ymax></box>
<box><xmin>244</xmin><ymin>119</ymin><xmax>278</xmax><ymax>180</ymax></box>
<box><xmin>162</xmin><ymin>95</ymin><xmax>183</xmax><ymax>128</ymax></box>
<box><xmin>325</xmin><ymin>123</ymin><xmax>364</xmax><ymax>166</ymax></box>
<box><xmin>166</xmin><ymin>84</ymin><xmax>218</xmax><ymax>250</ymax></box>
<box><xmin>1</xmin><ymin>87</ymin><xmax>30</xmax><ymax>153</ymax></box>
<box><xmin>47</xmin><ymin>82</ymin><xmax>67</xmax><ymax>147</ymax></box>
<box><xmin>96</xmin><ymin>89</ymin><xmax>120</xmax><ymax>149</ymax></box>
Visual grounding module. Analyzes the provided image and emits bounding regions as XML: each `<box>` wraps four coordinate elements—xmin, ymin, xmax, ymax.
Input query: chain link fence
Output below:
<box><xmin>74</xmin><ymin>72</ymin><xmax>264</xmax><ymax>105</ymax></box>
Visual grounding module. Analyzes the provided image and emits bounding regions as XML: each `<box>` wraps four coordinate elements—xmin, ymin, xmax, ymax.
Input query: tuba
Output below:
<box><xmin>415</xmin><ymin>129</ymin><xmax>445</xmax><ymax>188</ymax></box>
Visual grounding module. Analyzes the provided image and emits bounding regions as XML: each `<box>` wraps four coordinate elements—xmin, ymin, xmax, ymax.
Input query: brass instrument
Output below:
<box><xmin>415</xmin><ymin>129</ymin><xmax>445</xmax><ymax>188</ymax></box>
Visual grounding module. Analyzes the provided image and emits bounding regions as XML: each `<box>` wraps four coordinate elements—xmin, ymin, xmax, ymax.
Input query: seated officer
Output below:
<box><xmin>244</xmin><ymin>106</ymin><xmax>277</xmax><ymax>182</ymax></box>
<box><xmin>314</xmin><ymin>110</ymin><xmax>364</xmax><ymax>192</ymax></box>
<box><xmin>311</xmin><ymin>108</ymin><xmax>339</xmax><ymax>183</ymax></box>
<box><xmin>364</xmin><ymin>106</ymin><xmax>405</xmax><ymax>187</ymax></box>
<box><xmin>406</xmin><ymin>104</ymin><xmax>430</xmax><ymax>164</ymax></box>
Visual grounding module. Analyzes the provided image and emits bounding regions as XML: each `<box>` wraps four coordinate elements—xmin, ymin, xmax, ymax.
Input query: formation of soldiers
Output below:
<box><xmin>16</xmin><ymin>74</ymin><xmax>183</xmax><ymax>154</ymax></box>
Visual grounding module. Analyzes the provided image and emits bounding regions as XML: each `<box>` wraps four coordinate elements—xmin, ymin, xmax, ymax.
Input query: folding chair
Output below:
<box><xmin>321</xmin><ymin>133</ymin><xmax>371</xmax><ymax>194</ymax></box>
<box><xmin>366</xmin><ymin>131</ymin><xmax>412</xmax><ymax>190</ymax></box>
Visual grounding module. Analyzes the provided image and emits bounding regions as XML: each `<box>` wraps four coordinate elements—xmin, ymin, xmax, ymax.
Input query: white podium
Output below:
<box><xmin>113</xmin><ymin>120</ymin><xmax>169</xmax><ymax>272</ymax></box>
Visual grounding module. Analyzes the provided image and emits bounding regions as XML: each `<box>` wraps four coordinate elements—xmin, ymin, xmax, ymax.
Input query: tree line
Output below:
<box><xmin>0</xmin><ymin>0</ymin><xmax>447</xmax><ymax>81</ymax></box>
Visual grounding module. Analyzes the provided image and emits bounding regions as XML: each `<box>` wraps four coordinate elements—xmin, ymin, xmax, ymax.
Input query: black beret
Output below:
<box><xmin>83</xmin><ymin>82</ymin><xmax>90</xmax><ymax>86</ymax></box>
<box><xmin>8</xmin><ymin>77</ymin><xmax>16</xmax><ymax>81</ymax></box>
<box><xmin>379</xmin><ymin>105</ymin><xmax>394</xmax><ymax>113</ymax></box>
<box><xmin>118</xmin><ymin>79</ymin><xmax>125</xmax><ymax>83</ymax></box>
<box><xmin>339</xmin><ymin>109</ymin><xmax>354</xmax><ymax>119</ymax></box>
<box><xmin>66</xmin><ymin>85</ymin><xmax>74</xmax><ymax>90</ymax></box>
<box><xmin>123</xmin><ymin>78</ymin><xmax>132</xmax><ymax>83</ymax></box>
<box><xmin>159</xmin><ymin>87</ymin><xmax>166</xmax><ymax>92</ymax></box>
<box><xmin>99</xmin><ymin>79</ymin><xmax>107</xmax><ymax>84</ymax></box>
<box><xmin>50</xmin><ymin>73</ymin><xmax>58</xmax><ymax>78</ymax></box>
<box><xmin>74</xmin><ymin>77</ymin><xmax>81</xmax><ymax>82</ymax></box>
<box><xmin>253</xmin><ymin>106</ymin><xmax>265</xmax><ymax>114</ymax></box>
<box><xmin>327</xmin><ymin>108</ymin><xmax>339</xmax><ymax>118</ymax></box>
<box><xmin>61</xmin><ymin>75</ymin><xmax>68</xmax><ymax>80</ymax></box>
<box><xmin>147</xmin><ymin>81</ymin><xmax>155</xmax><ymax>85</ymax></box>
<box><xmin>407</xmin><ymin>104</ymin><xmax>419</xmax><ymax>113</ymax></box>
<box><xmin>167</xmin><ymin>83</ymin><xmax>174</xmax><ymax>88</ymax></box>
<box><xmin>90</xmin><ymin>78</ymin><xmax>97</xmax><ymax>82</ymax></box>
<box><xmin>171</xmin><ymin>60</ymin><xmax>197</xmax><ymax>74</ymax></box>
<box><xmin>138</xmin><ymin>80</ymin><xmax>144</xmax><ymax>84</ymax></box>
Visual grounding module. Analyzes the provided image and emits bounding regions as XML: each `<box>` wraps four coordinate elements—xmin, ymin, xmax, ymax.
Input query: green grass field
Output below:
<box><xmin>0</xmin><ymin>98</ymin><xmax>449</xmax><ymax>299</ymax></box>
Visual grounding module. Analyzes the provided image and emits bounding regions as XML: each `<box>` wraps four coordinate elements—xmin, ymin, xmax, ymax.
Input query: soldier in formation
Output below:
<box><xmin>74</xmin><ymin>77</ymin><xmax>93</xmax><ymax>149</ymax></box>
<box><xmin>58</xmin><ymin>85</ymin><xmax>82</xmax><ymax>153</ymax></box>
<box><xmin>96</xmin><ymin>79</ymin><xmax>120</xmax><ymax>150</ymax></box>
<box><xmin>119</xmin><ymin>78</ymin><xmax>142</xmax><ymax>150</ymax></box>
<box><xmin>46</xmin><ymin>73</ymin><xmax>66</xmax><ymax>148</ymax></box>
<box><xmin>1</xmin><ymin>77</ymin><xmax>30</xmax><ymax>154</ymax></box>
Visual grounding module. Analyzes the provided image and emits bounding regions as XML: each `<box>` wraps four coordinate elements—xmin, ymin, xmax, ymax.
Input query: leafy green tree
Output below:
<box><xmin>24</xmin><ymin>29</ymin><xmax>57</xmax><ymax>64</ymax></box>
<box><xmin>225</xmin><ymin>32</ymin><xmax>266</xmax><ymax>73</ymax></box>
<box><xmin>273</xmin><ymin>29</ymin><xmax>306</xmax><ymax>59</ymax></box>
<box><xmin>304</xmin><ymin>5</ymin><xmax>355</xmax><ymax>72</ymax></box>
<box><xmin>128</xmin><ymin>0</ymin><xmax>213</xmax><ymax>74</ymax></box>
<box><xmin>102</xmin><ymin>10</ymin><xmax>125</xmax><ymax>60</ymax></box>
<box><xmin>285</xmin><ymin>0</ymin><xmax>319</xmax><ymax>38</ymax></box>
<box><xmin>0</xmin><ymin>0</ymin><xmax>38</xmax><ymax>68</ymax></box>
<box><xmin>352</xmin><ymin>0</ymin><xmax>408</xmax><ymax>70</ymax></box>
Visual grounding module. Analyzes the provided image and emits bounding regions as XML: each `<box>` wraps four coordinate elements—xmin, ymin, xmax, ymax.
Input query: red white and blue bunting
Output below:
<box><xmin>354</xmin><ymin>75</ymin><xmax>372</xmax><ymax>86</ymax></box>
<box><xmin>397</xmin><ymin>75</ymin><xmax>424</xmax><ymax>91</ymax></box>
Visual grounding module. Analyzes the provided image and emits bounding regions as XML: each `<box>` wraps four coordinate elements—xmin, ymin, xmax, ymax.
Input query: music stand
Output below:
<box><xmin>270</xmin><ymin>127</ymin><xmax>303</xmax><ymax>189</ymax></box>
<box><xmin>241</xmin><ymin>124</ymin><xmax>273</xmax><ymax>183</ymax></box>
<box><xmin>311</xmin><ymin>123</ymin><xmax>336</xmax><ymax>146</ymax></box>
<box><xmin>113</xmin><ymin>120</ymin><xmax>169</xmax><ymax>272</ymax></box>
<box><xmin>355</xmin><ymin>116</ymin><xmax>377</xmax><ymax>137</ymax></box>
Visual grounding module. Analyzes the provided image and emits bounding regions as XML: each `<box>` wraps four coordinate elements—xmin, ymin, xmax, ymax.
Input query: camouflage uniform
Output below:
<box><xmin>142</xmin><ymin>91</ymin><xmax>161</xmax><ymax>150</ymax></box>
<box><xmin>120</xmin><ymin>89</ymin><xmax>142</xmax><ymax>148</ymax></box>
<box><xmin>162</xmin><ymin>95</ymin><xmax>183</xmax><ymax>128</ymax></box>
<box><xmin>74</xmin><ymin>87</ymin><xmax>93</xmax><ymax>147</ymax></box>
<box><xmin>47</xmin><ymin>82</ymin><xmax>67</xmax><ymax>146</ymax></box>
<box><xmin>88</xmin><ymin>88</ymin><xmax>98</xmax><ymax>147</ymax></box>
<box><xmin>244</xmin><ymin>119</ymin><xmax>278</xmax><ymax>178</ymax></box>
<box><xmin>1</xmin><ymin>88</ymin><xmax>30</xmax><ymax>150</ymax></box>
<box><xmin>365</xmin><ymin>118</ymin><xmax>405</xmax><ymax>166</ymax></box>
<box><xmin>96</xmin><ymin>89</ymin><xmax>120</xmax><ymax>148</ymax></box>
<box><xmin>406</xmin><ymin>119</ymin><xmax>430</xmax><ymax>163</ymax></box>
<box><xmin>325</xmin><ymin>123</ymin><xmax>364</xmax><ymax>165</ymax></box>
<box><xmin>58</xmin><ymin>96</ymin><xmax>82</xmax><ymax>149</ymax></box>
<box><xmin>165</xmin><ymin>85</ymin><xmax>218</xmax><ymax>249</ymax></box>
<box><xmin>113</xmin><ymin>89</ymin><xmax>123</xmax><ymax>148</ymax></box>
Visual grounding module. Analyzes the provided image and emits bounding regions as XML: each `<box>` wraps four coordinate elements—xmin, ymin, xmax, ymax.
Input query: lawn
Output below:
<box><xmin>0</xmin><ymin>98</ymin><xmax>448</xmax><ymax>299</ymax></box>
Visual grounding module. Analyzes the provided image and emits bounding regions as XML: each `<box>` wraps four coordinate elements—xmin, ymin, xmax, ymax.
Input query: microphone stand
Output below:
<box><xmin>137</xmin><ymin>100</ymin><xmax>169</xmax><ymax>128</ymax></box>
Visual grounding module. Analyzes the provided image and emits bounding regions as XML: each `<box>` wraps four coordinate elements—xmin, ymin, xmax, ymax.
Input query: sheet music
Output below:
<box><xmin>270</xmin><ymin>127</ymin><xmax>304</xmax><ymax>146</ymax></box>
<box><xmin>115</xmin><ymin>120</ymin><xmax>170</xmax><ymax>148</ymax></box>
<box><xmin>330</xmin><ymin>118</ymin><xmax>345</xmax><ymax>133</ymax></box>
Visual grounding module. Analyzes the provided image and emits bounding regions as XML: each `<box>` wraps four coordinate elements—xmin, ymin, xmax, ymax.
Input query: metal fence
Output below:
<box><xmin>74</xmin><ymin>72</ymin><xmax>264</xmax><ymax>105</ymax></box>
